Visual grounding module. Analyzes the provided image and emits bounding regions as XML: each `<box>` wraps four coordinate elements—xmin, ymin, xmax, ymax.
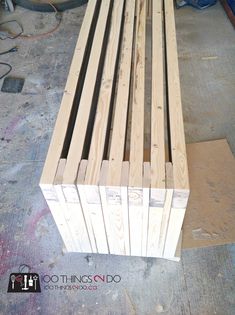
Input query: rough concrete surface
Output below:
<box><xmin>0</xmin><ymin>2</ymin><xmax>234</xmax><ymax>315</ymax></box>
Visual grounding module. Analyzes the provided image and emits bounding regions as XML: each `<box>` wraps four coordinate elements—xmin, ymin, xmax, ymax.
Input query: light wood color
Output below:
<box><xmin>63</xmin><ymin>0</ymin><xmax>112</xmax><ymax>185</ymax></box>
<box><xmin>163</xmin><ymin>206</ymin><xmax>185</xmax><ymax>258</ymax></box>
<box><xmin>142</xmin><ymin>162</ymin><xmax>151</xmax><ymax>256</ymax></box>
<box><xmin>164</xmin><ymin>0</ymin><xmax>189</xmax><ymax>191</ymax></box>
<box><xmin>129</xmin><ymin>0</ymin><xmax>146</xmax><ymax>188</ymax></box>
<box><xmin>128</xmin><ymin>162</ymin><xmax>149</xmax><ymax>257</ymax></box>
<box><xmin>78</xmin><ymin>163</ymin><xmax>109</xmax><ymax>255</ymax></box>
<box><xmin>100</xmin><ymin>162</ymin><xmax>130</xmax><ymax>255</ymax></box>
<box><xmin>147</xmin><ymin>192</ymin><xmax>165</xmax><ymax>257</ymax></box>
<box><xmin>183</xmin><ymin>139</ymin><xmax>235</xmax><ymax>249</ymax></box>
<box><xmin>128</xmin><ymin>186</ymin><xmax>143</xmax><ymax>256</ymax></box>
<box><xmin>61</xmin><ymin>181</ymin><xmax>91</xmax><ymax>253</ymax></box>
<box><xmin>85</xmin><ymin>0</ymin><xmax>125</xmax><ymax>185</ymax></box>
<box><xmin>54</xmin><ymin>159</ymin><xmax>81</xmax><ymax>252</ymax></box>
<box><xmin>157</xmin><ymin>162</ymin><xmax>173</xmax><ymax>256</ymax></box>
<box><xmin>41</xmin><ymin>160</ymin><xmax>75</xmax><ymax>252</ymax></box>
<box><xmin>146</xmin><ymin>0</ymin><xmax>166</xmax><ymax>258</ymax></box>
<box><xmin>107</xmin><ymin>0</ymin><xmax>136</xmax><ymax>187</ymax></box>
<box><xmin>40</xmin><ymin>0</ymin><xmax>98</xmax><ymax>186</ymax></box>
<box><xmin>151</xmin><ymin>0</ymin><xmax>165</xmax><ymax>190</ymax></box>
<box><xmin>76</xmin><ymin>160</ymin><xmax>97</xmax><ymax>252</ymax></box>
<box><xmin>40</xmin><ymin>0</ymin><xmax>191</xmax><ymax>260</ymax></box>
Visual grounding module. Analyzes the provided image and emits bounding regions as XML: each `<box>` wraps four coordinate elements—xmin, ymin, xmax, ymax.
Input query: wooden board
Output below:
<box><xmin>151</xmin><ymin>0</ymin><xmax>165</xmax><ymax>190</ymax></box>
<box><xmin>40</xmin><ymin>0</ymin><xmax>99</xmax><ymax>186</ymax></box>
<box><xmin>42</xmin><ymin>159</ymin><xmax>76</xmax><ymax>252</ymax></box>
<box><xmin>107</xmin><ymin>0</ymin><xmax>136</xmax><ymax>187</ymax></box>
<box><xmin>76</xmin><ymin>160</ymin><xmax>97</xmax><ymax>252</ymax></box>
<box><xmin>158</xmin><ymin>162</ymin><xmax>174</xmax><ymax>256</ymax></box>
<box><xmin>63</xmin><ymin>0</ymin><xmax>112</xmax><ymax>185</ymax></box>
<box><xmin>182</xmin><ymin>139</ymin><xmax>235</xmax><ymax>249</ymax></box>
<box><xmin>164</xmin><ymin>0</ymin><xmax>189</xmax><ymax>191</ymax></box>
<box><xmin>61</xmin><ymin>174</ymin><xmax>92</xmax><ymax>253</ymax></box>
<box><xmin>85</xmin><ymin>0</ymin><xmax>125</xmax><ymax>185</ymax></box>
<box><xmin>77</xmin><ymin>161</ymin><xmax>109</xmax><ymax>255</ymax></box>
<box><xmin>100</xmin><ymin>162</ymin><xmax>130</xmax><ymax>255</ymax></box>
<box><xmin>54</xmin><ymin>159</ymin><xmax>81</xmax><ymax>252</ymax></box>
<box><xmin>129</xmin><ymin>0</ymin><xmax>146</xmax><ymax>188</ymax></box>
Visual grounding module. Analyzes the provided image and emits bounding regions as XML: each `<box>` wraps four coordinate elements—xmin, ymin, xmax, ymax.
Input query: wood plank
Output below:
<box><xmin>107</xmin><ymin>0</ymin><xmax>136</xmax><ymax>187</ymax></box>
<box><xmin>129</xmin><ymin>161</ymin><xmax>149</xmax><ymax>257</ymax></box>
<box><xmin>54</xmin><ymin>159</ymin><xmax>81</xmax><ymax>252</ymax></box>
<box><xmin>183</xmin><ymin>139</ymin><xmax>235</xmax><ymax>249</ymax></box>
<box><xmin>120</xmin><ymin>161</ymin><xmax>130</xmax><ymax>255</ymax></box>
<box><xmin>128</xmin><ymin>186</ymin><xmax>143</xmax><ymax>256</ymax></box>
<box><xmin>40</xmin><ymin>0</ymin><xmax>99</xmax><ymax>186</ymax></box>
<box><xmin>76</xmin><ymin>160</ymin><xmax>97</xmax><ymax>252</ymax></box>
<box><xmin>41</xmin><ymin>161</ymin><xmax>76</xmax><ymax>252</ymax></box>
<box><xmin>61</xmin><ymin>181</ymin><xmax>92</xmax><ymax>253</ymax></box>
<box><xmin>146</xmin><ymin>0</ymin><xmax>166</xmax><ymax>259</ymax></box>
<box><xmin>129</xmin><ymin>0</ymin><xmax>146</xmax><ymax>188</ymax></box>
<box><xmin>85</xmin><ymin>0</ymin><xmax>125</xmax><ymax>185</ymax></box>
<box><xmin>147</xmin><ymin>191</ymin><xmax>165</xmax><ymax>257</ymax></box>
<box><xmin>164</xmin><ymin>0</ymin><xmax>189</xmax><ymax>191</ymax></box>
<box><xmin>163</xmin><ymin>207</ymin><xmax>185</xmax><ymax>258</ymax></box>
<box><xmin>151</xmin><ymin>0</ymin><xmax>165</xmax><ymax>190</ymax></box>
<box><xmin>63</xmin><ymin>0</ymin><xmax>112</xmax><ymax>185</ymax></box>
<box><xmin>162</xmin><ymin>0</ymin><xmax>189</xmax><ymax>258</ymax></box>
<box><xmin>142</xmin><ymin>162</ymin><xmax>150</xmax><ymax>256</ymax></box>
<box><xmin>157</xmin><ymin>162</ymin><xmax>174</xmax><ymax>256</ymax></box>
<box><xmin>99</xmin><ymin>161</ymin><xmax>114</xmax><ymax>253</ymax></box>
<box><xmin>100</xmin><ymin>162</ymin><xmax>130</xmax><ymax>255</ymax></box>
<box><xmin>77</xmin><ymin>163</ymin><xmax>109</xmax><ymax>254</ymax></box>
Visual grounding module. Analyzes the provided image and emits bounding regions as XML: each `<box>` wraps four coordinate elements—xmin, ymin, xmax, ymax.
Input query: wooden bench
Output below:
<box><xmin>40</xmin><ymin>0</ymin><xmax>189</xmax><ymax>260</ymax></box>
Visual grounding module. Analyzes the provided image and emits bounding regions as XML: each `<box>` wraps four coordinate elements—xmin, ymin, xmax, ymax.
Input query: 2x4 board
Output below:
<box><xmin>40</xmin><ymin>0</ymin><xmax>189</xmax><ymax>260</ymax></box>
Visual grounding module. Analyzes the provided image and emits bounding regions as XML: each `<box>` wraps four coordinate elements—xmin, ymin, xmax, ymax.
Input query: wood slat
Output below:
<box><xmin>147</xmin><ymin>0</ymin><xmax>166</xmax><ymax>258</ymax></box>
<box><xmin>164</xmin><ymin>0</ymin><xmax>189</xmax><ymax>191</ymax></box>
<box><xmin>63</xmin><ymin>0</ymin><xmax>112</xmax><ymax>185</ymax></box>
<box><xmin>85</xmin><ymin>0</ymin><xmax>125</xmax><ymax>185</ymax></box>
<box><xmin>129</xmin><ymin>0</ymin><xmax>146</xmax><ymax>188</ymax></box>
<box><xmin>107</xmin><ymin>0</ymin><xmax>136</xmax><ymax>187</ymax></box>
<box><xmin>151</xmin><ymin>0</ymin><xmax>165</xmax><ymax>189</ymax></box>
<box><xmin>42</xmin><ymin>160</ymin><xmax>76</xmax><ymax>252</ymax></box>
<box><xmin>54</xmin><ymin>159</ymin><xmax>81</xmax><ymax>252</ymax></box>
<box><xmin>40</xmin><ymin>0</ymin><xmax>99</xmax><ymax>186</ymax></box>
<box><xmin>142</xmin><ymin>162</ymin><xmax>151</xmax><ymax>256</ymax></box>
<box><xmin>77</xmin><ymin>160</ymin><xmax>97</xmax><ymax>252</ymax></box>
<box><xmin>100</xmin><ymin>162</ymin><xmax>130</xmax><ymax>255</ymax></box>
<box><xmin>163</xmin><ymin>0</ymin><xmax>190</xmax><ymax>258</ymax></box>
<box><xmin>77</xmin><ymin>163</ymin><xmax>109</xmax><ymax>254</ymax></box>
<box><xmin>157</xmin><ymin>162</ymin><xmax>174</xmax><ymax>256</ymax></box>
<box><xmin>61</xmin><ymin>180</ymin><xmax>92</xmax><ymax>253</ymax></box>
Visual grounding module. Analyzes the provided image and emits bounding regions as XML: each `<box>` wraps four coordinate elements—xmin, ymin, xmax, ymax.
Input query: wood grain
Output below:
<box><xmin>85</xmin><ymin>0</ymin><xmax>125</xmax><ymax>185</ymax></box>
<box><xmin>151</xmin><ymin>0</ymin><xmax>165</xmax><ymax>189</ymax></box>
<box><xmin>164</xmin><ymin>0</ymin><xmax>189</xmax><ymax>191</ymax></box>
<box><xmin>129</xmin><ymin>0</ymin><xmax>146</xmax><ymax>188</ymax></box>
<box><xmin>40</xmin><ymin>0</ymin><xmax>99</xmax><ymax>186</ymax></box>
<box><xmin>107</xmin><ymin>0</ymin><xmax>136</xmax><ymax>187</ymax></box>
<box><xmin>63</xmin><ymin>0</ymin><xmax>112</xmax><ymax>185</ymax></box>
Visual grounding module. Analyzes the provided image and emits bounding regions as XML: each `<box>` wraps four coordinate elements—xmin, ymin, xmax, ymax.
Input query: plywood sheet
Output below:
<box><xmin>182</xmin><ymin>139</ymin><xmax>235</xmax><ymax>249</ymax></box>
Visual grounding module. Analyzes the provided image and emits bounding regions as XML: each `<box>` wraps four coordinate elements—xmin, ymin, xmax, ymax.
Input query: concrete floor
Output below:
<box><xmin>0</xmin><ymin>2</ymin><xmax>235</xmax><ymax>315</ymax></box>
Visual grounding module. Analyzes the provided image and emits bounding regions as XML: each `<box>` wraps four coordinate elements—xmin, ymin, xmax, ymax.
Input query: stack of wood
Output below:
<box><xmin>40</xmin><ymin>0</ymin><xmax>189</xmax><ymax>260</ymax></box>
